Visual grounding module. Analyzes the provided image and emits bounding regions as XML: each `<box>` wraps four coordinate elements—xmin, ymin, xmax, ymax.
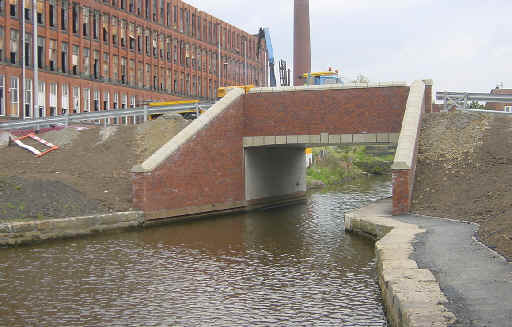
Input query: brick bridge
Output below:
<box><xmin>132</xmin><ymin>80</ymin><xmax>432</xmax><ymax>222</ymax></box>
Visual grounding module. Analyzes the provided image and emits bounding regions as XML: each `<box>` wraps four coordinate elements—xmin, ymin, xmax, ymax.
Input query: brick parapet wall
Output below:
<box><xmin>131</xmin><ymin>88</ymin><xmax>246</xmax><ymax>220</ymax></box>
<box><xmin>392</xmin><ymin>80</ymin><xmax>429</xmax><ymax>215</ymax></box>
<box><xmin>245</xmin><ymin>85</ymin><xmax>410</xmax><ymax>136</ymax></box>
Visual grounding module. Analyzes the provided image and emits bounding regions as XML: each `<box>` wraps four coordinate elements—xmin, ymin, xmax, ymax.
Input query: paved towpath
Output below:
<box><xmin>394</xmin><ymin>213</ymin><xmax>512</xmax><ymax>326</ymax></box>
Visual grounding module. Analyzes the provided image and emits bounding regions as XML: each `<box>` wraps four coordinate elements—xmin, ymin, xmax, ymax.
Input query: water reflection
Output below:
<box><xmin>0</xmin><ymin>176</ymin><xmax>391</xmax><ymax>327</ymax></box>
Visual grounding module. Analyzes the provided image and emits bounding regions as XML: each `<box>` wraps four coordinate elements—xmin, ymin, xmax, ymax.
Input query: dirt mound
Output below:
<box><xmin>412</xmin><ymin>111</ymin><xmax>512</xmax><ymax>259</ymax></box>
<box><xmin>0</xmin><ymin>116</ymin><xmax>189</xmax><ymax>222</ymax></box>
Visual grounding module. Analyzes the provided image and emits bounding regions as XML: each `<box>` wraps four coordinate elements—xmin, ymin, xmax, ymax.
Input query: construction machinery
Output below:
<box><xmin>257</xmin><ymin>28</ymin><xmax>277</xmax><ymax>87</ymax></box>
<box><xmin>303</xmin><ymin>69</ymin><xmax>343</xmax><ymax>86</ymax></box>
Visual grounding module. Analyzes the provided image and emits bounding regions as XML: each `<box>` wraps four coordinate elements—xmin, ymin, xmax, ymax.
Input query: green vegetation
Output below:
<box><xmin>307</xmin><ymin>145</ymin><xmax>394</xmax><ymax>187</ymax></box>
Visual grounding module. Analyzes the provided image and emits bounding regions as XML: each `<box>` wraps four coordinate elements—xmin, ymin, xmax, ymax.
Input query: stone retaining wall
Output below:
<box><xmin>345</xmin><ymin>200</ymin><xmax>455</xmax><ymax>327</ymax></box>
<box><xmin>0</xmin><ymin>212</ymin><xmax>144</xmax><ymax>246</ymax></box>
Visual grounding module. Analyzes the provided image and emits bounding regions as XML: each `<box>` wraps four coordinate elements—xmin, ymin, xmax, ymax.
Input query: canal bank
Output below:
<box><xmin>347</xmin><ymin>198</ymin><xmax>512</xmax><ymax>327</ymax></box>
<box><xmin>0</xmin><ymin>177</ymin><xmax>392</xmax><ymax>326</ymax></box>
<box><xmin>345</xmin><ymin>199</ymin><xmax>455</xmax><ymax>326</ymax></box>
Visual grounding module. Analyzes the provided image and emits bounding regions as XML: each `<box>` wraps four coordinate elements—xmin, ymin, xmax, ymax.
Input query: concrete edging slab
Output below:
<box><xmin>0</xmin><ymin>211</ymin><xmax>144</xmax><ymax>246</ymax></box>
<box><xmin>345</xmin><ymin>199</ymin><xmax>456</xmax><ymax>327</ymax></box>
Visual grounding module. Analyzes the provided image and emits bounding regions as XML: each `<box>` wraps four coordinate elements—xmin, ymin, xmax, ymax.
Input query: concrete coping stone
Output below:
<box><xmin>133</xmin><ymin>88</ymin><xmax>245</xmax><ymax>173</ymax></box>
<box><xmin>248</xmin><ymin>81</ymin><xmax>408</xmax><ymax>94</ymax></box>
<box><xmin>391</xmin><ymin>80</ymin><xmax>426</xmax><ymax>170</ymax></box>
<box><xmin>345</xmin><ymin>200</ymin><xmax>455</xmax><ymax>326</ymax></box>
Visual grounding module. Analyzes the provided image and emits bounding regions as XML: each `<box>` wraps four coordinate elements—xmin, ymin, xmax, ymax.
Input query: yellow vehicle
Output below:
<box><xmin>303</xmin><ymin>69</ymin><xmax>342</xmax><ymax>86</ymax></box>
<box><xmin>148</xmin><ymin>100</ymin><xmax>205</xmax><ymax>120</ymax></box>
<box><xmin>217</xmin><ymin>85</ymin><xmax>255</xmax><ymax>99</ymax></box>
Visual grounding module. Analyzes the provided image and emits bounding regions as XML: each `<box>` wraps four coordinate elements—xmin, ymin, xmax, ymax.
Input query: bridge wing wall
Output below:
<box><xmin>131</xmin><ymin>89</ymin><xmax>246</xmax><ymax>221</ymax></box>
<box><xmin>392</xmin><ymin>80</ymin><xmax>427</xmax><ymax>215</ymax></box>
<box><xmin>244</xmin><ymin>83</ymin><xmax>410</xmax><ymax>137</ymax></box>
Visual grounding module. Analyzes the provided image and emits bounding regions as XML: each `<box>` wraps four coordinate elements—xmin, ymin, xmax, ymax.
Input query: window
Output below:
<box><xmin>72</xmin><ymin>3</ymin><xmax>79</xmax><ymax>34</ymax></box>
<box><xmin>137</xmin><ymin>0</ymin><xmax>141</xmax><ymax>15</ymax></box>
<box><xmin>93</xmin><ymin>89</ymin><xmax>99</xmax><ymax>111</ymax></box>
<box><xmin>61</xmin><ymin>84</ymin><xmax>69</xmax><ymax>114</ymax></box>
<box><xmin>60</xmin><ymin>0</ymin><xmax>68</xmax><ymax>31</ymax></box>
<box><xmin>145</xmin><ymin>63</ymin><xmax>150</xmax><ymax>88</ymax></box>
<box><xmin>102</xmin><ymin>14</ymin><xmax>109</xmax><ymax>43</ymax></box>
<box><xmin>38</xmin><ymin>81</ymin><xmax>45</xmax><ymax>117</ymax></box>
<box><xmin>137</xmin><ymin>61</ymin><xmax>143</xmax><ymax>88</ymax></box>
<box><xmin>10</xmin><ymin>77</ymin><xmax>19</xmax><ymax>116</ymax></box>
<box><xmin>0</xmin><ymin>27</ymin><xmax>3</xmax><ymax>62</ymax></box>
<box><xmin>159</xmin><ymin>0</ymin><xmax>163</xmax><ymax>24</ymax></box>
<box><xmin>113</xmin><ymin>55</ymin><xmax>118</xmax><ymax>82</ymax></box>
<box><xmin>83</xmin><ymin>88</ymin><xmax>90</xmax><ymax>112</ymax></box>
<box><xmin>144</xmin><ymin>0</ymin><xmax>148</xmax><ymax>18</ymax></box>
<box><xmin>0</xmin><ymin>0</ymin><xmax>4</xmax><ymax>15</ymax></box>
<box><xmin>24</xmin><ymin>78</ymin><xmax>32</xmax><ymax>118</ymax></box>
<box><xmin>112</xmin><ymin>17</ymin><xmax>118</xmax><ymax>46</ymax></box>
<box><xmin>120</xmin><ymin>20</ymin><xmax>126</xmax><ymax>47</ymax></box>
<box><xmin>82</xmin><ymin>7</ymin><xmax>89</xmax><ymax>37</ymax></box>
<box><xmin>37</xmin><ymin>37</ymin><xmax>44</xmax><ymax>69</ymax></box>
<box><xmin>128</xmin><ymin>59</ymin><xmax>134</xmax><ymax>86</ymax></box>
<box><xmin>144</xmin><ymin>29</ymin><xmax>150</xmax><ymax>56</ymax></box>
<box><xmin>121</xmin><ymin>93</ymin><xmax>127</xmax><ymax>109</ymax></box>
<box><xmin>49</xmin><ymin>0</ymin><xmax>56</xmax><ymax>27</ymax></box>
<box><xmin>136</xmin><ymin>26</ymin><xmax>142</xmax><ymax>52</ymax></box>
<box><xmin>130</xmin><ymin>95</ymin><xmax>136</xmax><ymax>108</ymax></box>
<box><xmin>159</xmin><ymin>34</ymin><xmax>164</xmax><ymax>58</ymax></box>
<box><xmin>103</xmin><ymin>91</ymin><xmax>109</xmax><ymax>110</ymax></box>
<box><xmin>37</xmin><ymin>0</ymin><xmax>44</xmax><ymax>24</ymax></box>
<box><xmin>49</xmin><ymin>40</ymin><xmax>57</xmax><ymax>71</ymax></box>
<box><xmin>120</xmin><ymin>57</ymin><xmax>126</xmax><ymax>84</ymax></box>
<box><xmin>128</xmin><ymin>23</ymin><xmax>135</xmax><ymax>50</ymax></box>
<box><xmin>93</xmin><ymin>50</ymin><xmax>99</xmax><ymax>79</ymax></box>
<box><xmin>83</xmin><ymin>48</ymin><xmax>90</xmax><ymax>76</ymax></box>
<box><xmin>10</xmin><ymin>0</ymin><xmax>17</xmax><ymax>17</ymax></box>
<box><xmin>61</xmin><ymin>42</ymin><xmax>68</xmax><ymax>73</ymax></box>
<box><xmin>49</xmin><ymin>83</ymin><xmax>57</xmax><ymax>116</ymax></box>
<box><xmin>129</xmin><ymin>0</ymin><xmax>134</xmax><ymax>12</ymax></box>
<box><xmin>0</xmin><ymin>75</ymin><xmax>4</xmax><ymax>116</ymax></box>
<box><xmin>505</xmin><ymin>106</ymin><xmax>512</xmax><ymax>113</ymax></box>
<box><xmin>24</xmin><ymin>0</ymin><xmax>31</xmax><ymax>20</ymax></box>
<box><xmin>72</xmin><ymin>86</ymin><xmax>80</xmax><ymax>113</ymax></box>
<box><xmin>103</xmin><ymin>52</ymin><xmax>109</xmax><ymax>80</ymax></box>
<box><xmin>93</xmin><ymin>11</ymin><xmax>99</xmax><ymax>40</ymax></box>
<box><xmin>113</xmin><ymin>92</ymin><xmax>118</xmax><ymax>109</ymax></box>
<box><xmin>24</xmin><ymin>33</ymin><xmax>32</xmax><ymax>67</ymax></box>
<box><xmin>120</xmin><ymin>0</ymin><xmax>125</xmax><ymax>10</ymax></box>
<box><xmin>72</xmin><ymin>45</ymin><xmax>79</xmax><ymax>75</ymax></box>
<box><xmin>166</xmin><ymin>2</ymin><xmax>170</xmax><ymax>26</ymax></box>
<box><xmin>166</xmin><ymin>37</ymin><xmax>171</xmax><ymax>62</ymax></box>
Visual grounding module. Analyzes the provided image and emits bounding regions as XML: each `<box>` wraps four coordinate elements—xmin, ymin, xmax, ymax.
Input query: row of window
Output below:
<box><xmin>0</xmin><ymin>0</ymin><xmax>260</xmax><ymax>60</ymax></box>
<box><xmin>0</xmin><ymin>27</ymin><xmax>265</xmax><ymax>92</ymax></box>
<box><xmin>0</xmin><ymin>74</ymin><xmax>222</xmax><ymax>117</ymax></box>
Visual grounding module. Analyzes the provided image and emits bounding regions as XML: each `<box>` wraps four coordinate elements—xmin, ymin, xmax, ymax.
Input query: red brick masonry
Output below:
<box><xmin>132</xmin><ymin>84</ymin><xmax>431</xmax><ymax>221</ymax></box>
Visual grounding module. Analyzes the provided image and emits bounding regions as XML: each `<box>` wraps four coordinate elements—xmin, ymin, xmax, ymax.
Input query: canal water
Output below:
<box><xmin>0</xmin><ymin>176</ymin><xmax>391</xmax><ymax>327</ymax></box>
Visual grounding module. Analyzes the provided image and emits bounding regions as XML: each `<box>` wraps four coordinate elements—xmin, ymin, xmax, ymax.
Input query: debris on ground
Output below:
<box><xmin>412</xmin><ymin>111</ymin><xmax>512</xmax><ymax>260</ymax></box>
<box><xmin>0</xmin><ymin>116</ymin><xmax>189</xmax><ymax>222</ymax></box>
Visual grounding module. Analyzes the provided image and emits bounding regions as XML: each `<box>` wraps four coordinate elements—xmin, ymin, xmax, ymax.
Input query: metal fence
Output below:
<box><xmin>0</xmin><ymin>102</ymin><xmax>213</xmax><ymax>131</ymax></box>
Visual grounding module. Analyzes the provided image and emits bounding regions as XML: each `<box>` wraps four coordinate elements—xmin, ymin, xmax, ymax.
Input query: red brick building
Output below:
<box><xmin>0</xmin><ymin>0</ymin><xmax>268</xmax><ymax>119</ymax></box>
<box><xmin>485</xmin><ymin>87</ymin><xmax>512</xmax><ymax>112</ymax></box>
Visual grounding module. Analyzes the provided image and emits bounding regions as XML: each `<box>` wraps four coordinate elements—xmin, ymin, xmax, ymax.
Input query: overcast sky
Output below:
<box><xmin>186</xmin><ymin>0</ymin><xmax>511</xmax><ymax>97</ymax></box>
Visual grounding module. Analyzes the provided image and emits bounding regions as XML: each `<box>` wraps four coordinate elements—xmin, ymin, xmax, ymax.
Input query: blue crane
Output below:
<box><xmin>257</xmin><ymin>28</ymin><xmax>277</xmax><ymax>87</ymax></box>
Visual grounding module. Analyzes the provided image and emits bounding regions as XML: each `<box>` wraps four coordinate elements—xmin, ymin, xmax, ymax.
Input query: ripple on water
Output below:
<box><xmin>0</xmin><ymin>177</ymin><xmax>391</xmax><ymax>326</ymax></box>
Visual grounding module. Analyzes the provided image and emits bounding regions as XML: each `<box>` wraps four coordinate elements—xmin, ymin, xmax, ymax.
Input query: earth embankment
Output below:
<box><xmin>412</xmin><ymin>111</ymin><xmax>512</xmax><ymax>260</ymax></box>
<box><xmin>0</xmin><ymin>115</ymin><xmax>189</xmax><ymax>222</ymax></box>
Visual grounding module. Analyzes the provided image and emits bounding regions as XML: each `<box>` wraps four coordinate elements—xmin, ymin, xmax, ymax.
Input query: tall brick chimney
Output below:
<box><xmin>294</xmin><ymin>0</ymin><xmax>311</xmax><ymax>86</ymax></box>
